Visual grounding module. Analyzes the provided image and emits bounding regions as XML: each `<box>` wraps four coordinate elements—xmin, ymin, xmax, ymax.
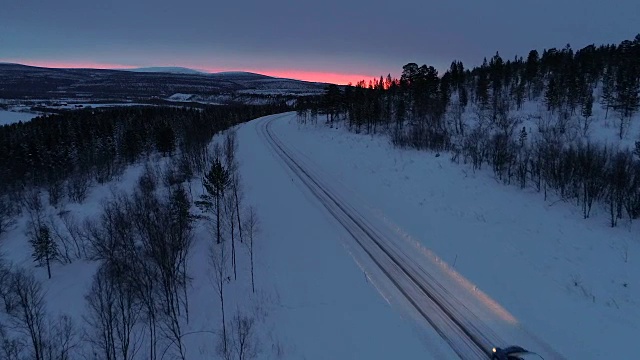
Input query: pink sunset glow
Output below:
<box><xmin>233</xmin><ymin>69</ymin><xmax>372</xmax><ymax>85</ymax></box>
<box><xmin>3</xmin><ymin>59</ymin><xmax>373</xmax><ymax>85</ymax></box>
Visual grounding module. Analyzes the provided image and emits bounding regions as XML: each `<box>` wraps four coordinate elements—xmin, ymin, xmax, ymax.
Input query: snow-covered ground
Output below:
<box><xmin>2</xmin><ymin>110</ymin><xmax>638</xmax><ymax>359</ymax></box>
<box><xmin>0</xmin><ymin>109</ymin><xmax>39</xmax><ymax>125</ymax></box>
<box><xmin>167</xmin><ymin>93</ymin><xmax>196</xmax><ymax>102</ymax></box>
<box><xmin>270</xmin><ymin>112</ymin><xmax>639</xmax><ymax>359</ymax></box>
<box><xmin>0</xmin><ymin>114</ymin><xmax>437</xmax><ymax>359</ymax></box>
<box><xmin>507</xmin><ymin>97</ymin><xmax>640</xmax><ymax>149</ymax></box>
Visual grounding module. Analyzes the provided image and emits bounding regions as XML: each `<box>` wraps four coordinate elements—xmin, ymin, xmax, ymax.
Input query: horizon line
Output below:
<box><xmin>0</xmin><ymin>59</ymin><xmax>378</xmax><ymax>85</ymax></box>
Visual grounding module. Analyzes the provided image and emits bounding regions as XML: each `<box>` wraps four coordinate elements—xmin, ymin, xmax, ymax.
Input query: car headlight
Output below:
<box><xmin>492</xmin><ymin>347</ymin><xmax>497</xmax><ymax>353</ymax></box>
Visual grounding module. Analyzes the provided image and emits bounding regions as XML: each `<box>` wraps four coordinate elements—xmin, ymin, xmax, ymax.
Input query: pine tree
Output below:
<box><xmin>323</xmin><ymin>85</ymin><xmax>342</xmax><ymax>125</ymax></box>
<box><xmin>545</xmin><ymin>78</ymin><xmax>561</xmax><ymax>112</ymax></box>
<box><xmin>601</xmin><ymin>65</ymin><xmax>615</xmax><ymax>119</ymax></box>
<box><xmin>489</xmin><ymin>52</ymin><xmax>505</xmax><ymax>121</ymax></box>
<box><xmin>513</xmin><ymin>76</ymin><xmax>526</xmax><ymax>110</ymax></box>
<box><xmin>581</xmin><ymin>90</ymin><xmax>594</xmax><ymax>135</ymax></box>
<box><xmin>519</xmin><ymin>126</ymin><xmax>528</xmax><ymax>147</ymax></box>
<box><xmin>613</xmin><ymin>64</ymin><xmax>640</xmax><ymax>139</ymax></box>
<box><xmin>156</xmin><ymin>125</ymin><xmax>175</xmax><ymax>156</ymax></box>
<box><xmin>196</xmin><ymin>157</ymin><xmax>231</xmax><ymax>244</ymax></box>
<box><xmin>30</xmin><ymin>225</ymin><xmax>57</xmax><ymax>279</ymax></box>
<box><xmin>169</xmin><ymin>184</ymin><xmax>194</xmax><ymax>323</ymax></box>
<box><xmin>525</xmin><ymin>50</ymin><xmax>545</xmax><ymax>99</ymax></box>
<box><xmin>525</xmin><ymin>50</ymin><xmax>540</xmax><ymax>88</ymax></box>
<box><xmin>476</xmin><ymin>70</ymin><xmax>490</xmax><ymax>107</ymax></box>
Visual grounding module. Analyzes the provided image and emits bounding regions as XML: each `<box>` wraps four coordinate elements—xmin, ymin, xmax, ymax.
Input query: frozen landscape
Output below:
<box><xmin>0</xmin><ymin>110</ymin><xmax>39</xmax><ymax>126</ymax></box>
<box><xmin>1</xmin><ymin>107</ymin><xmax>638</xmax><ymax>358</ymax></box>
<box><xmin>262</xmin><ymin>112</ymin><xmax>640</xmax><ymax>359</ymax></box>
<box><xmin>2</xmin><ymin>0</ymin><xmax>639</xmax><ymax>357</ymax></box>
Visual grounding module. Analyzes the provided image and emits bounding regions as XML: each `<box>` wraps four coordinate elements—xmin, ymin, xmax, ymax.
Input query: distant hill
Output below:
<box><xmin>127</xmin><ymin>66</ymin><xmax>207</xmax><ymax>75</ymax></box>
<box><xmin>0</xmin><ymin>63</ymin><xmax>329</xmax><ymax>101</ymax></box>
<box><xmin>210</xmin><ymin>71</ymin><xmax>272</xmax><ymax>79</ymax></box>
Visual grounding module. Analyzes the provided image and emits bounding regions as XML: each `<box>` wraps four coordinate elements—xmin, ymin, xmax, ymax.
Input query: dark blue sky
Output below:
<box><xmin>1</xmin><ymin>0</ymin><xmax>638</xmax><ymax>83</ymax></box>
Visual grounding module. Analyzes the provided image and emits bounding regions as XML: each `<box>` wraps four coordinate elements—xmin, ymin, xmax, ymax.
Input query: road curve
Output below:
<box><xmin>259</xmin><ymin>115</ymin><xmax>506</xmax><ymax>359</ymax></box>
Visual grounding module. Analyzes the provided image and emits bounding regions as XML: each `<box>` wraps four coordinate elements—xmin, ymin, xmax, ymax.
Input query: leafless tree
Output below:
<box><xmin>229</xmin><ymin>310</ymin><xmax>259</xmax><ymax>360</ymax></box>
<box><xmin>59</xmin><ymin>210</ymin><xmax>87</xmax><ymax>260</ymax></box>
<box><xmin>0</xmin><ymin>257</ymin><xmax>14</xmax><ymax>310</ymax></box>
<box><xmin>243</xmin><ymin>207</ymin><xmax>259</xmax><ymax>293</ymax></box>
<box><xmin>45</xmin><ymin>214</ymin><xmax>73</xmax><ymax>264</ymax></box>
<box><xmin>84</xmin><ymin>268</ymin><xmax>117</xmax><ymax>360</ymax></box>
<box><xmin>86</xmin><ymin>167</ymin><xmax>195</xmax><ymax>360</ymax></box>
<box><xmin>224</xmin><ymin>131</ymin><xmax>243</xmax><ymax>241</ymax></box>
<box><xmin>67</xmin><ymin>173</ymin><xmax>92</xmax><ymax>203</ymax></box>
<box><xmin>162</xmin><ymin>156</ymin><xmax>194</xmax><ymax>190</ymax></box>
<box><xmin>220</xmin><ymin>131</ymin><xmax>246</xmax><ymax>280</ymax></box>
<box><xmin>449</xmin><ymin>99</ymin><xmax>466</xmax><ymax>136</ymax></box>
<box><xmin>132</xmin><ymin>259</ymin><xmax>160</xmax><ymax>360</ymax></box>
<box><xmin>44</xmin><ymin>314</ymin><xmax>79</xmax><ymax>360</ymax></box>
<box><xmin>0</xmin><ymin>259</ymin><xmax>23</xmax><ymax>359</ymax></box>
<box><xmin>216</xmin><ymin>329</ymin><xmax>232</xmax><ymax>360</ymax></box>
<box><xmin>168</xmin><ymin>185</ymin><xmax>194</xmax><ymax>324</ymax></box>
<box><xmin>5</xmin><ymin>269</ymin><xmax>47</xmax><ymax>360</ymax></box>
<box><xmin>23</xmin><ymin>189</ymin><xmax>45</xmax><ymax>232</ymax></box>
<box><xmin>0</xmin><ymin>322</ymin><xmax>24</xmax><ymax>360</ymax></box>
<box><xmin>131</xmin><ymin>184</ymin><xmax>193</xmax><ymax>360</ymax></box>
<box><xmin>210</xmin><ymin>241</ymin><xmax>230</xmax><ymax>356</ymax></box>
<box><xmin>0</xmin><ymin>196</ymin><xmax>18</xmax><ymax>239</ymax></box>
<box><xmin>224</xmin><ymin>190</ymin><xmax>238</xmax><ymax>280</ymax></box>
<box><xmin>127</xmin><ymin>183</ymin><xmax>164</xmax><ymax>360</ymax></box>
<box><xmin>84</xmin><ymin>189</ymin><xmax>158</xmax><ymax>360</ymax></box>
<box><xmin>492</xmin><ymin>97</ymin><xmax>521</xmax><ymax>138</ymax></box>
<box><xmin>84</xmin><ymin>265</ymin><xmax>143</xmax><ymax>360</ymax></box>
<box><xmin>46</xmin><ymin>179</ymin><xmax>65</xmax><ymax>208</ymax></box>
<box><xmin>216</xmin><ymin>309</ymin><xmax>260</xmax><ymax>360</ymax></box>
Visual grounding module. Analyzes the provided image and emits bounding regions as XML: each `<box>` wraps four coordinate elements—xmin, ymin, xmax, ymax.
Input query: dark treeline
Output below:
<box><xmin>0</xmin><ymin>104</ymin><xmax>289</xmax><ymax>204</ymax></box>
<box><xmin>299</xmin><ymin>35</ymin><xmax>640</xmax><ymax>227</ymax></box>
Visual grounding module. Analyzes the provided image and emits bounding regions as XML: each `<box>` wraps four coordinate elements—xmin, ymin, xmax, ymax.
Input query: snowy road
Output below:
<box><xmin>260</xmin><ymin>116</ymin><xmax>490</xmax><ymax>358</ymax></box>
<box><xmin>257</xmin><ymin>113</ymin><xmax>566</xmax><ymax>360</ymax></box>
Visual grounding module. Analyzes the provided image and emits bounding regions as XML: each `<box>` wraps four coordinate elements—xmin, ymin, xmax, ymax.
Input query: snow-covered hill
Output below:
<box><xmin>127</xmin><ymin>66</ymin><xmax>207</xmax><ymax>75</ymax></box>
<box><xmin>0</xmin><ymin>63</ymin><xmax>329</xmax><ymax>102</ymax></box>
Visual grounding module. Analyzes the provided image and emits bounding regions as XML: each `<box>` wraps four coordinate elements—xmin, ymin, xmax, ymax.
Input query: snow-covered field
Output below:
<box><xmin>270</xmin><ymin>112</ymin><xmax>639</xmax><ymax>359</ymax></box>
<box><xmin>0</xmin><ymin>109</ymin><xmax>39</xmax><ymax>125</ymax></box>
<box><xmin>2</xmin><ymin>110</ymin><xmax>638</xmax><ymax>359</ymax></box>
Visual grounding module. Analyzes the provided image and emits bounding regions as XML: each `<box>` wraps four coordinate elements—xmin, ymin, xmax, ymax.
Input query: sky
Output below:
<box><xmin>1</xmin><ymin>0</ymin><xmax>639</xmax><ymax>84</ymax></box>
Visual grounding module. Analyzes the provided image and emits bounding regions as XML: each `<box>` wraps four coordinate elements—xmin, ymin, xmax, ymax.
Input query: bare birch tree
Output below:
<box><xmin>243</xmin><ymin>207</ymin><xmax>259</xmax><ymax>293</ymax></box>
<box><xmin>6</xmin><ymin>270</ymin><xmax>46</xmax><ymax>360</ymax></box>
<box><xmin>210</xmin><ymin>241</ymin><xmax>230</xmax><ymax>356</ymax></box>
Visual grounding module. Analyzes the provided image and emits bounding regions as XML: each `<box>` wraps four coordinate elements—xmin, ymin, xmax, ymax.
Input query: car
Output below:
<box><xmin>491</xmin><ymin>346</ymin><xmax>544</xmax><ymax>360</ymax></box>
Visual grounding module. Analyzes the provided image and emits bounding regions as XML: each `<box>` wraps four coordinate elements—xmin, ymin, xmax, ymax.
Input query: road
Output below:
<box><xmin>258</xmin><ymin>114</ymin><xmax>564</xmax><ymax>360</ymax></box>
